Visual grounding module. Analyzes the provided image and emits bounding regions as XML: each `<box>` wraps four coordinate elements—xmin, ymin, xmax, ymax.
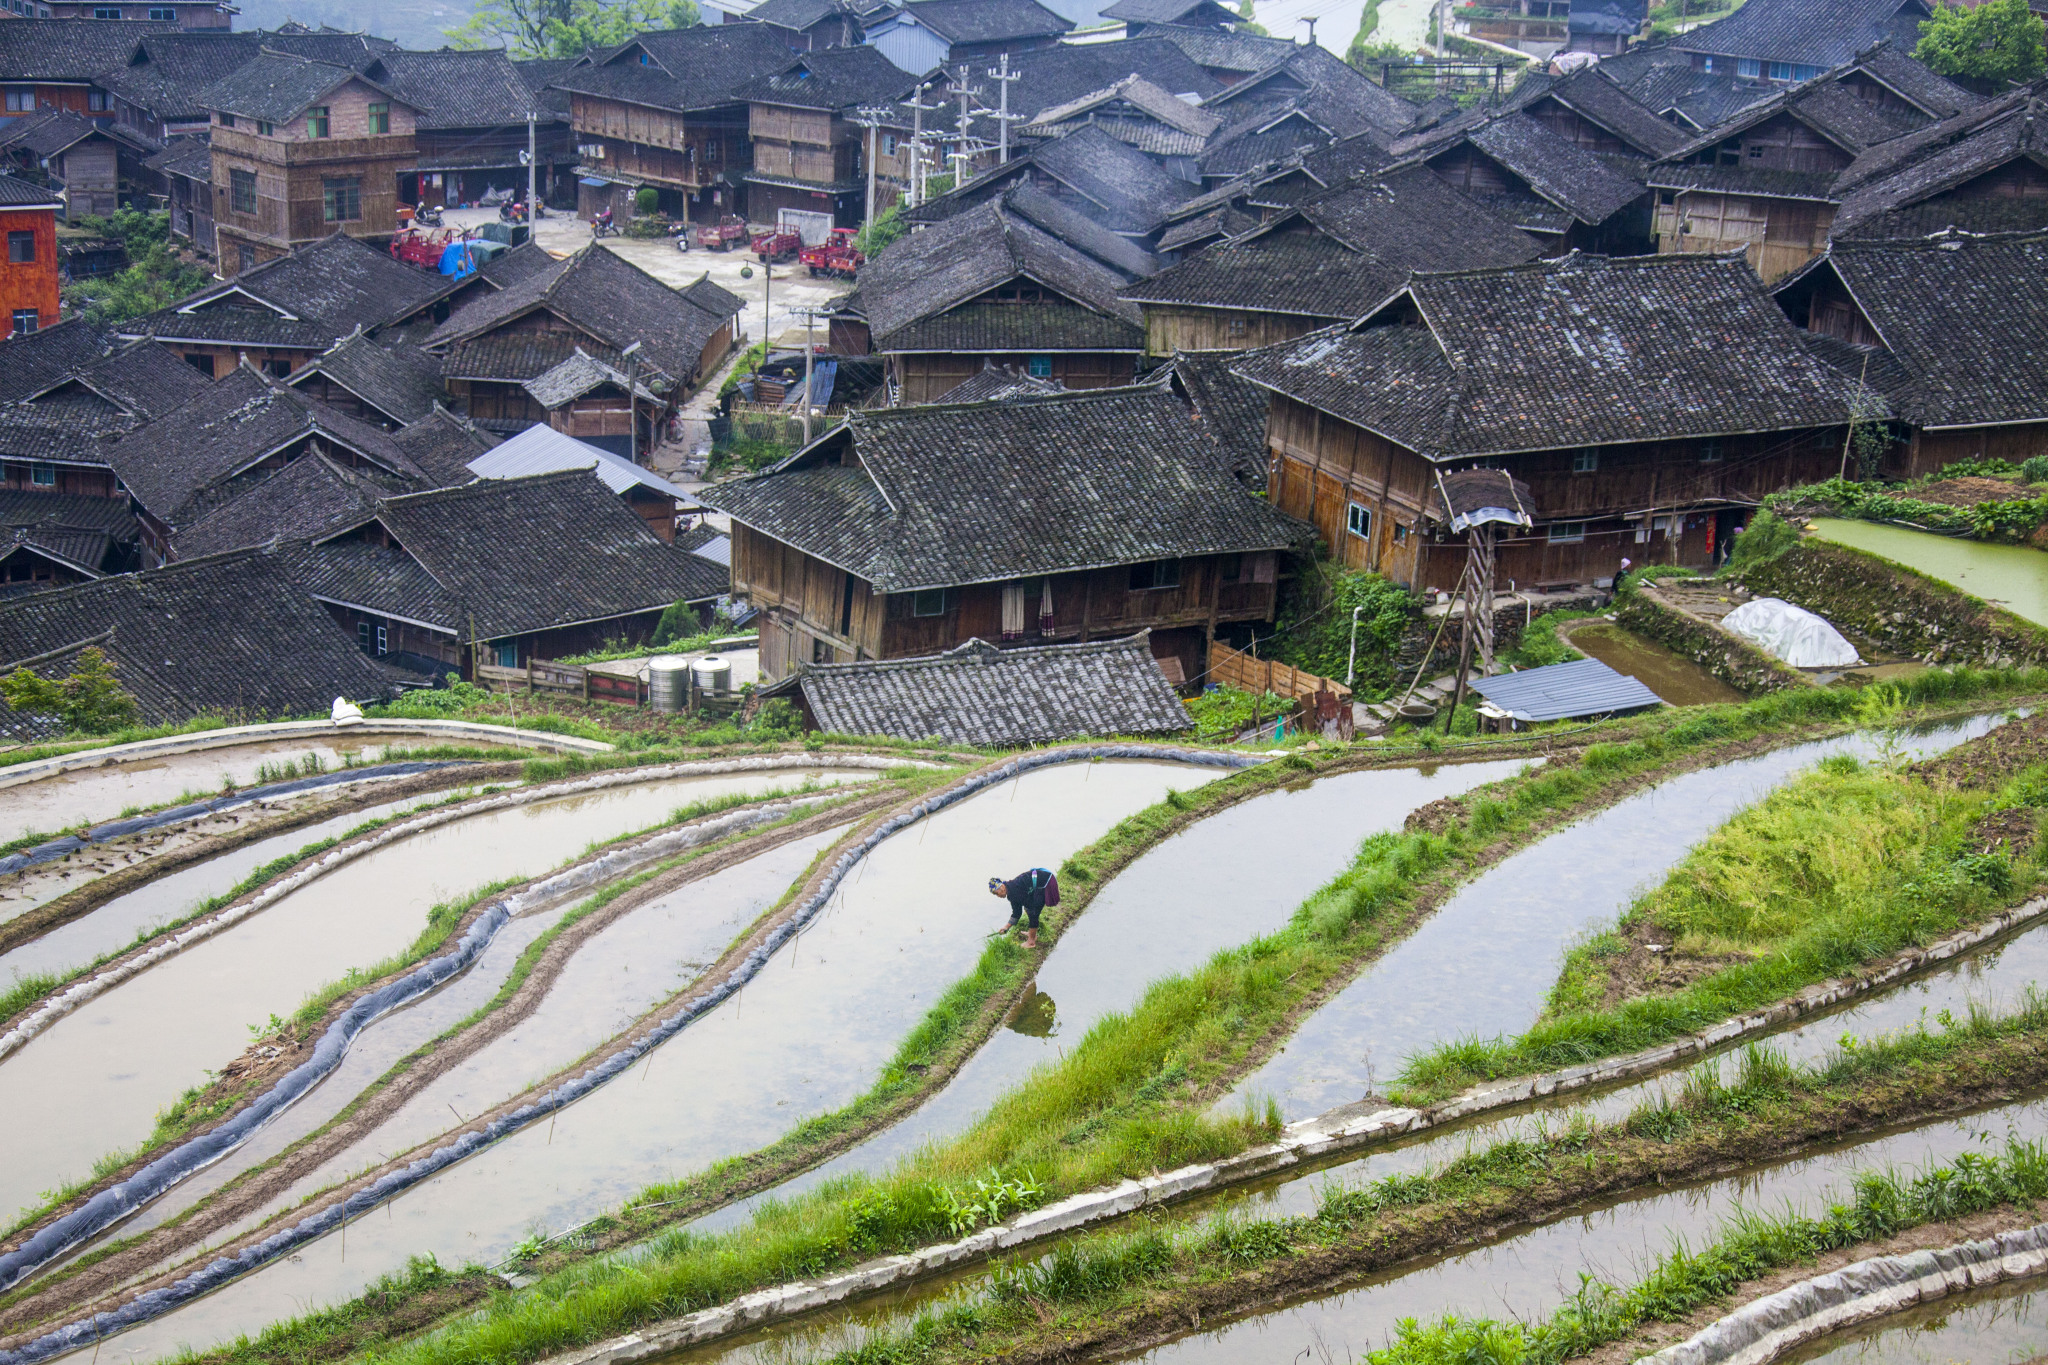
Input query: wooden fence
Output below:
<box><xmin>1206</xmin><ymin>643</ymin><xmax>1351</xmax><ymax>705</ymax></box>
<box><xmin>477</xmin><ymin>660</ymin><xmax>644</xmax><ymax>706</ymax></box>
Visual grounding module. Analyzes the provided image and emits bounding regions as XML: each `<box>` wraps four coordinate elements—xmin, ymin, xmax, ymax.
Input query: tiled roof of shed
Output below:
<box><xmin>1672</xmin><ymin>0</ymin><xmax>1928</xmax><ymax>67</ymax></box>
<box><xmin>0</xmin><ymin>18</ymin><xmax>172</xmax><ymax>83</ymax></box>
<box><xmin>700</xmin><ymin>385</ymin><xmax>1303</xmax><ymax>592</ymax></box>
<box><xmin>172</xmin><ymin>450</ymin><xmax>397</xmax><ymax>558</ymax></box>
<box><xmin>441</xmin><ymin>332</ymin><xmax>627</xmax><ymax>382</ymax></box>
<box><xmin>365</xmin><ymin>49</ymin><xmax>552</xmax><ymax>129</ymax></box>
<box><xmin>142</xmin><ymin>135</ymin><xmax>212</xmax><ymax>181</ymax></box>
<box><xmin>1231</xmin><ymin>251</ymin><xmax>1868</xmax><ymax>459</ymax></box>
<box><xmin>932</xmin><ymin>362</ymin><xmax>1065</xmax><ymax>403</ymax></box>
<box><xmin>195</xmin><ymin>50</ymin><xmax>398</xmax><ymax>123</ymax></box>
<box><xmin>0</xmin><ymin>174</ymin><xmax>64</xmax><ymax>210</ymax></box>
<box><xmin>885</xmin><ymin>300</ymin><xmax>1144</xmax><ymax>351</ymax></box>
<box><xmin>1025</xmin><ymin>123</ymin><xmax>1199</xmax><ymax>233</ymax></box>
<box><xmin>1166</xmin><ymin>349</ymin><xmax>1268</xmax><ymax>486</ymax></box>
<box><xmin>770</xmin><ymin>633</ymin><xmax>1190</xmax><ymax>745</ymax></box>
<box><xmin>894</xmin><ymin>0</ymin><xmax>1072</xmax><ymax>43</ymax></box>
<box><xmin>0</xmin><ymin>489</ymin><xmax>138</xmax><ymax>541</ymax></box>
<box><xmin>1001</xmin><ymin>183</ymin><xmax>1159</xmax><ymax>276</ymax></box>
<box><xmin>287</xmin><ymin>333</ymin><xmax>444</xmax><ymax>425</ymax></box>
<box><xmin>0</xmin><ymin>545</ymin><xmax>406</xmax><ymax>740</ymax></box>
<box><xmin>391</xmin><ymin>406</ymin><xmax>496</xmax><ymax>484</ymax></box>
<box><xmin>731</xmin><ymin>44</ymin><xmax>910</xmax><ymax>110</ymax></box>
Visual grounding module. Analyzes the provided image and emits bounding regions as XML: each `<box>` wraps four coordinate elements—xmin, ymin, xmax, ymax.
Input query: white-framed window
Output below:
<box><xmin>1572</xmin><ymin>449</ymin><xmax>1599</xmax><ymax>473</ymax></box>
<box><xmin>4</xmin><ymin>89</ymin><xmax>34</xmax><ymax>113</ymax></box>
<box><xmin>376</xmin><ymin>624</ymin><xmax>388</xmax><ymax>656</ymax></box>
<box><xmin>1027</xmin><ymin>355</ymin><xmax>1052</xmax><ymax>378</ymax></box>
<box><xmin>1547</xmin><ymin>521</ymin><xmax>1587</xmax><ymax>544</ymax></box>
<box><xmin>882</xmin><ymin>133</ymin><xmax>899</xmax><ymax>155</ymax></box>
<box><xmin>911</xmin><ymin>587</ymin><xmax>946</xmax><ymax>617</ymax></box>
<box><xmin>92</xmin><ymin>5</ymin><xmax>120</xmax><ymax>15</ymax></box>
<box><xmin>1346</xmin><ymin>501</ymin><xmax>1372</xmax><ymax>540</ymax></box>
<box><xmin>87</xmin><ymin>89</ymin><xmax>109</xmax><ymax>111</ymax></box>
<box><xmin>10</xmin><ymin>309</ymin><xmax>37</xmax><ymax>336</ymax></box>
<box><xmin>1736</xmin><ymin>58</ymin><xmax>1760</xmax><ymax>77</ymax></box>
<box><xmin>29</xmin><ymin>463</ymin><xmax>54</xmax><ymax>487</ymax></box>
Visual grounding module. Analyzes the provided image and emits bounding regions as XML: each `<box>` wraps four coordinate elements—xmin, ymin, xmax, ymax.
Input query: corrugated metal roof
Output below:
<box><xmin>1469</xmin><ymin>656</ymin><xmax>1666</xmax><ymax>722</ymax></box>
<box><xmin>466</xmin><ymin>425</ymin><xmax>689</xmax><ymax>500</ymax></box>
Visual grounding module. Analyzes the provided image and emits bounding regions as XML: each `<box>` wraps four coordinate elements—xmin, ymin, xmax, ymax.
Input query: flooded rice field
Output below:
<box><xmin>68</xmin><ymin>759</ymin><xmax>1213</xmax><ymax>1365</ymax></box>
<box><xmin>1784</xmin><ymin>1276</ymin><xmax>2048</xmax><ymax>1364</ymax></box>
<box><xmin>1225</xmin><ymin>715</ymin><xmax>1999</xmax><ymax>1121</ymax></box>
<box><xmin>0</xmin><ymin>791</ymin><xmax>473</xmax><ymax>985</ymax></box>
<box><xmin>1808</xmin><ymin>518</ymin><xmax>2048</xmax><ymax>629</ymax></box>
<box><xmin>0</xmin><ymin>740</ymin><xmax>394</xmax><ymax>847</ymax></box>
<box><xmin>696</xmin><ymin>756</ymin><xmax>1534</xmax><ymax>1234</ymax></box>
<box><xmin>1561</xmin><ymin>619</ymin><xmax>1746</xmax><ymax>707</ymax></box>
<box><xmin>0</xmin><ymin>767</ymin><xmax>871</xmax><ymax>1223</ymax></box>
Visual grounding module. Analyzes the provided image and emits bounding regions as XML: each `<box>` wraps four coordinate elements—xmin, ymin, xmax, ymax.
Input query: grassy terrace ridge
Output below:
<box><xmin>795</xmin><ymin>1004</ymin><xmax>2048</xmax><ymax>1365</ymax></box>
<box><xmin>115</xmin><ymin>667</ymin><xmax>2048</xmax><ymax>1365</ymax></box>
<box><xmin>1392</xmin><ymin>700</ymin><xmax>2048</xmax><ymax>1105</ymax></box>
<box><xmin>0</xmin><ymin>777</ymin><xmax>906</xmax><ymax>1278</ymax></box>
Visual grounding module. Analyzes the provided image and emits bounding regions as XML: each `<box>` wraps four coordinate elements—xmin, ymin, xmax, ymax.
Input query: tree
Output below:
<box><xmin>1915</xmin><ymin>0</ymin><xmax>2045</xmax><ymax>85</ymax></box>
<box><xmin>0</xmin><ymin>647</ymin><xmax>139</xmax><ymax>735</ymax></box>
<box><xmin>63</xmin><ymin>241</ymin><xmax>211</xmax><ymax>326</ymax></box>
<box><xmin>1235</xmin><ymin>0</ymin><xmax>1270</xmax><ymax>36</ymax></box>
<box><xmin>448</xmin><ymin>0</ymin><xmax>699</xmax><ymax>58</ymax></box>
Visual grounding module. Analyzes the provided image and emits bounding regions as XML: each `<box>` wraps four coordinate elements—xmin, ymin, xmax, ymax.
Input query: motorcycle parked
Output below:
<box><xmin>414</xmin><ymin>203</ymin><xmax>444</xmax><ymax>227</ymax></box>
<box><xmin>670</xmin><ymin>219</ymin><xmax>692</xmax><ymax>252</ymax></box>
<box><xmin>592</xmin><ymin>207</ymin><xmax>617</xmax><ymax>239</ymax></box>
<box><xmin>499</xmin><ymin>200</ymin><xmax>528</xmax><ymax>224</ymax></box>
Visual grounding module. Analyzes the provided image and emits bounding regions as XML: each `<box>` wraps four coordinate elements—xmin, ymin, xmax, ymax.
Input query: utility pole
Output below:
<box><xmin>986</xmin><ymin>53</ymin><xmax>1021</xmax><ymax>163</ymax></box>
<box><xmin>952</xmin><ymin>64</ymin><xmax>976</xmax><ymax>183</ymax></box>
<box><xmin>1299</xmin><ymin>15</ymin><xmax>1316</xmax><ymax>46</ymax></box>
<box><xmin>795</xmin><ymin>306</ymin><xmax>829</xmax><ymax>444</ymax></box>
<box><xmin>907</xmin><ymin>78</ymin><xmax>943</xmax><ymax>205</ymax></box>
<box><xmin>525</xmin><ymin>111</ymin><xmax>537</xmax><ymax>219</ymax></box>
<box><xmin>622</xmin><ymin>340</ymin><xmax>643</xmax><ymax>466</ymax></box>
<box><xmin>1437</xmin><ymin>0</ymin><xmax>1449</xmax><ymax>59</ymax></box>
<box><xmin>850</xmin><ymin>105</ymin><xmax>891</xmax><ymax>229</ymax></box>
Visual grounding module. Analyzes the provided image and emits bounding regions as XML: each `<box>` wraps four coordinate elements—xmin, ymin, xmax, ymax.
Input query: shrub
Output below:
<box><xmin>1268</xmin><ymin>563</ymin><xmax>1418</xmax><ymax>695</ymax></box>
<box><xmin>0</xmin><ymin>646</ymin><xmax>139</xmax><ymax>734</ymax></box>
<box><xmin>1723</xmin><ymin>508</ymin><xmax>1800</xmax><ymax>576</ymax></box>
<box><xmin>1183</xmin><ymin>685</ymin><xmax>1289</xmax><ymax>742</ymax></box>
<box><xmin>634</xmin><ymin>186</ymin><xmax>659</xmax><ymax>215</ymax></box>
<box><xmin>1916</xmin><ymin>0</ymin><xmax>2045</xmax><ymax>84</ymax></box>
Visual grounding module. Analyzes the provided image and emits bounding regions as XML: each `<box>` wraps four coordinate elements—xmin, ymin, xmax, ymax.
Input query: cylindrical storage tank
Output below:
<box><xmin>647</xmin><ymin>656</ymin><xmax>690</xmax><ymax>712</ymax></box>
<box><xmin>693</xmin><ymin>655</ymin><xmax>732</xmax><ymax>697</ymax></box>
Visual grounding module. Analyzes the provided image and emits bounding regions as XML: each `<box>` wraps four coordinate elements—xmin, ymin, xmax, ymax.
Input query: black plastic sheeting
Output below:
<box><xmin>0</xmin><ymin>745</ymin><xmax>1262</xmax><ymax>1365</ymax></box>
<box><xmin>0</xmin><ymin>761</ymin><xmax>475</xmax><ymax>877</ymax></box>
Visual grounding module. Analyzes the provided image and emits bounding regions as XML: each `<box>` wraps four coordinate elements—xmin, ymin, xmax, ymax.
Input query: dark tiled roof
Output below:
<box><xmin>0</xmin><ymin>174</ymin><xmax>63</xmax><ymax>210</ymax></box>
<box><xmin>1231</xmin><ymin>251</ymin><xmax>1867</xmax><ymax>459</ymax></box>
<box><xmin>931</xmin><ymin>362</ymin><xmax>1065</xmax><ymax>402</ymax></box>
<box><xmin>732</xmin><ymin>44</ymin><xmax>910</xmax><ymax>110</ymax></box>
<box><xmin>1021</xmin><ymin>73</ymin><xmax>1223</xmax><ymax>144</ymax></box>
<box><xmin>0</xmin><ymin>489</ymin><xmax>138</xmax><ymax>541</ymax></box>
<box><xmin>1405</xmin><ymin>113</ymin><xmax>1647</xmax><ymax>227</ymax></box>
<box><xmin>288</xmin><ymin>333</ymin><xmax>444</xmax><ymax>424</ymax></box>
<box><xmin>1838</xmin><ymin>196</ymin><xmax>2048</xmax><ymax>238</ymax></box>
<box><xmin>173</xmin><ymin>450</ymin><xmax>398</xmax><ymax>558</ymax></box>
<box><xmin>520</xmin><ymin>349</ymin><xmax>659</xmax><ymax>408</ymax></box>
<box><xmin>858</xmin><ymin>199</ymin><xmax>1143</xmax><ymax>349</ymax></box>
<box><xmin>1849</xmin><ymin>42</ymin><xmax>1982</xmax><ymax>120</ymax></box>
<box><xmin>700</xmin><ymin>385</ymin><xmax>1303</xmax><ymax>591</ymax></box>
<box><xmin>288</xmin><ymin>535</ymin><xmax>458</xmax><ymax>627</ymax></box>
<box><xmin>1673</xmin><ymin>0</ymin><xmax>1929</xmax><ymax>67</ymax></box>
<box><xmin>1024</xmin><ymin>123</ymin><xmax>1199</xmax><ymax>233</ymax></box>
<box><xmin>1798</xmin><ymin>230</ymin><xmax>2048</xmax><ymax>428</ymax></box>
<box><xmin>123</xmin><ymin>233</ymin><xmax>458</xmax><ymax>352</ymax></box>
<box><xmin>1661</xmin><ymin>78</ymin><xmax>1914</xmax><ymax>169</ymax></box>
<box><xmin>108</xmin><ymin>365</ymin><xmax>425</xmax><ymax>526</ymax></box>
<box><xmin>1600</xmin><ymin>43</ymin><xmax>1777</xmax><ymax>129</ymax></box>
<box><xmin>440</xmin><ymin>332</ymin><xmax>623</xmax><ymax>381</ymax></box>
<box><xmin>1126</xmin><ymin>168</ymin><xmax>1540</xmax><ymax>318</ymax></box>
<box><xmin>477</xmin><ymin>240</ymin><xmax>560</xmax><ymax>290</ymax></box>
<box><xmin>0</xmin><ymin>546</ymin><xmax>406</xmax><ymax>740</ymax></box>
<box><xmin>1001</xmin><ymin>182</ymin><xmax>1158</xmax><ymax>276</ymax></box>
<box><xmin>895</xmin><ymin>0</ymin><xmax>1071</xmax><ymax>43</ymax></box>
<box><xmin>365</xmin><ymin>49</ymin><xmax>551</xmax><ymax>130</ymax></box>
<box><xmin>1101</xmin><ymin>0</ymin><xmax>1232</xmax><ymax>22</ymax></box>
<box><xmin>1155</xmin><ymin>203</ymin><xmax>1257</xmax><ymax>251</ymax></box>
<box><xmin>341</xmin><ymin>470</ymin><xmax>727</xmax><ymax>637</ymax></box>
<box><xmin>24</xmin><ymin>337</ymin><xmax>213</xmax><ymax>420</ymax></box>
<box><xmin>1831</xmin><ymin>86</ymin><xmax>2048</xmax><ymax>234</ymax></box>
<box><xmin>425</xmin><ymin>247</ymin><xmax>740</xmax><ymax>385</ymax></box>
<box><xmin>1167</xmin><ymin>349</ymin><xmax>1267</xmax><ymax>485</ymax></box>
<box><xmin>549</xmin><ymin>25</ymin><xmax>803</xmax><ymax>114</ymax></box>
<box><xmin>142</xmin><ymin>134</ymin><xmax>213</xmax><ymax>181</ymax></box>
<box><xmin>195</xmin><ymin>50</ymin><xmax>395</xmax><ymax>123</ymax></box>
<box><xmin>1645</xmin><ymin>162</ymin><xmax>1840</xmax><ymax>200</ymax></box>
<box><xmin>769</xmin><ymin>633</ymin><xmax>1189</xmax><ymax>744</ymax></box>
<box><xmin>747</xmin><ymin>0</ymin><xmax>852</xmax><ymax>29</ymax></box>
<box><xmin>936</xmin><ymin>37</ymin><xmax>1225</xmax><ymax>151</ymax></box>
<box><xmin>0</xmin><ymin>108</ymin><xmax>133</xmax><ymax>158</ymax></box>
<box><xmin>100</xmin><ymin>29</ymin><xmax>394</xmax><ymax>122</ymax></box>
<box><xmin>885</xmin><ymin>300</ymin><xmax>1143</xmax><ymax>351</ymax></box>
<box><xmin>0</xmin><ymin>18</ymin><xmax>173</xmax><ymax>83</ymax></box>
<box><xmin>3</xmin><ymin>524</ymin><xmax>112</xmax><ymax>576</ymax></box>
<box><xmin>391</xmin><ymin>406</ymin><xmax>497</xmax><ymax>485</ymax></box>
<box><xmin>0</xmin><ymin>320</ymin><xmax>114</xmax><ymax>404</ymax></box>
<box><xmin>0</xmin><ymin>411</ymin><xmax>119</xmax><ymax>463</ymax></box>
<box><xmin>1794</xmin><ymin>329</ymin><xmax>1916</xmax><ymax>400</ymax></box>
<box><xmin>1506</xmin><ymin>67</ymin><xmax>1689</xmax><ymax>158</ymax></box>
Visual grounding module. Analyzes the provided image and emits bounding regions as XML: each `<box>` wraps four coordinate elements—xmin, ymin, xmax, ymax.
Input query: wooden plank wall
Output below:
<box><xmin>1208</xmin><ymin>642</ymin><xmax>1351</xmax><ymax>702</ymax></box>
<box><xmin>1142</xmin><ymin>306</ymin><xmax>1322</xmax><ymax>357</ymax></box>
<box><xmin>1266</xmin><ymin>394</ymin><xmax>1434</xmax><ymax>584</ymax></box>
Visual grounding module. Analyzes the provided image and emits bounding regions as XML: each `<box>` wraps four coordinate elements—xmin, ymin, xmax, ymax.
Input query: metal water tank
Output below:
<box><xmin>692</xmin><ymin>655</ymin><xmax>732</xmax><ymax>697</ymax></box>
<box><xmin>647</xmin><ymin>656</ymin><xmax>690</xmax><ymax>712</ymax></box>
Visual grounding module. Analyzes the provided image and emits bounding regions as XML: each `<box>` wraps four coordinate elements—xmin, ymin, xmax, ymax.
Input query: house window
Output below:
<box><xmin>882</xmin><ymin>133</ymin><xmax>899</xmax><ymax>155</ymax></box>
<box><xmin>811</xmin><ymin>636</ymin><xmax>833</xmax><ymax>664</ymax></box>
<box><xmin>375</xmin><ymin>624</ymin><xmax>388</xmax><ymax>655</ymax></box>
<box><xmin>1572</xmin><ymin>449</ymin><xmax>1599</xmax><ymax>473</ymax></box>
<box><xmin>29</xmin><ymin>463</ymin><xmax>54</xmax><ymax>486</ymax></box>
<box><xmin>1547</xmin><ymin>521</ymin><xmax>1587</xmax><ymax>544</ymax></box>
<box><xmin>230</xmin><ymin>168</ymin><xmax>256</xmax><ymax>214</ymax></box>
<box><xmin>1736</xmin><ymin>58</ymin><xmax>1760</xmax><ymax>77</ymax></box>
<box><xmin>1699</xmin><ymin>439</ymin><xmax>1722</xmax><ymax>463</ymax></box>
<box><xmin>1219</xmin><ymin>553</ymin><xmax>1243</xmax><ymax>582</ymax></box>
<box><xmin>267</xmin><ymin>358</ymin><xmax>291</xmax><ymax>377</ymax></box>
<box><xmin>1393</xmin><ymin>522</ymin><xmax>1410</xmax><ymax>543</ymax></box>
<box><xmin>1128</xmin><ymin>559</ymin><xmax>1180</xmax><ymax>591</ymax></box>
<box><xmin>184</xmin><ymin>352</ymin><xmax>214</xmax><ymax>375</ymax></box>
<box><xmin>256</xmin><ymin>120</ymin><xmax>272</xmax><ymax>135</ymax></box>
<box><xmin>1767</xmin><ymin>61</ymin><xmax>1794</xmax><ymax>81</ymax></box>
<box><xmin>1027</xmin><ymin>355</ymin><xmax>1052</xmax><ymax>377</ymax></box>
<box><xmin>236</xmin><ymin>242</ymin><xmax>255</xmax><ymax>273</ymax></box>
<box><xmin>911</xmin><ymin>587</ymin><xmax>947</xmax><ymax>616</ymax></box>
<box><xmin>148</xmin><ymin>4</ymin><xmax>174</xmax><ymax>15</ymax></box>
<box><xmin>10</xmin><ymin>310</ymin><xmax>36</xmax><ymax>335</ymax></box>
<box><xmin>87</xmin><ymin>89</ymin><xmax>109</xmax><ymax>111</ymax></box>
<box><xmin>367</xmin><ymin>102</ymin><xmax>389</xmax><ymax>135</ymax></box>
<box><xmin>218</xmin><ymin>112</ymin><xmax>235</xmax><ymax>127</ymax></box>
<box><xmin>493</xmin><ymin>641</ymin><xmax>518</xmax><ymax>668</ymax></box>
<box><xmin>305</xmin><ymin>105</ymin><xmax>330</xmax><ymax>138</ymax></box>
<box><xmin>7</xmin><ymin>230</ymin><xmax>33</xmax><ymax>263</ymax></box>
<box><xmin>92</xmin><ymin>5</ymin><xmax>119</xmax><ymax>14</ymax></box>
<box><xmin>1346</xmin><ymin>501</ymin><xmax>1372</xmax><ymax>540</ymax></box>
<box><xmin>322</xmin><ymin>176</ymin><xmax>361</xmax><ymax>222</ymax></box>
<box><xmin>357</xmin><ymin>622</ymin><xmax>372</xmax><ymax>653</ymax></box>
<box><xmin>4</xmin><ymin>89</ymin><xmax>33</xmax><ymax>112</ymax></box>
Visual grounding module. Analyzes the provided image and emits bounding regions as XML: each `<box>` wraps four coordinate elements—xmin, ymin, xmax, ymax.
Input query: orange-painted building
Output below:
<box><xmin>0</xmin><ymin>177</ymin><xmax>60</xmax><ymax>339</ymax></box>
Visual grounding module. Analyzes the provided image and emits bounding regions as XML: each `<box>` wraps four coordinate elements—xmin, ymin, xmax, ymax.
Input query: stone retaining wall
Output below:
<box><xmin>1615</xmin><ymin>586</ymin><xmax>1804</xmax><ymax>696</ymax></box>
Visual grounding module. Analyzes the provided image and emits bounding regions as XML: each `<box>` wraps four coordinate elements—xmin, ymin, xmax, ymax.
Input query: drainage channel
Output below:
<box><xmin>84</xmin><ymin>824</ymin><xmax>858</xmax><ymax>1281</ymax></box>
<box><xmin>692</xmin><ymin>756</ymin><xmax>1535</xmax><ymax>1239</ymax></box>
<box><xmin>1225</xmin><ymin>715</ymin><xmax>2003</xmax><ymax>1121</ymax></box>
<box><xmin>0</xmin><ymin>768</ymin><xmax>873</xmax><ymax>1224</ymax></box>
<box><xmin>62</xmin><ymin>759</ymin><xmax>1217</xmax><ymax>1365</ymax></box>
<box><xmin>1781</xmin><ymin>1276</ymin><xmax>2047</xmax><ymax>1364</ymax></box>
<box><xmin>0</xmin><ymin>790</ymin><xmax>479</xmax><ymax>985</ymax></box>
<box><xmin>0</xmin><ymin>741</ymin><xmax>393</xmax><ymax>848</ymax></box>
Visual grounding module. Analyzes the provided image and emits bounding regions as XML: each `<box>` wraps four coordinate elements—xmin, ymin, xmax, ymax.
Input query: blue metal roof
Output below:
<box><xmin>1469</xmin><ymin>657</ymin><xmax>1667</xmax><ymax>722</ymax></box>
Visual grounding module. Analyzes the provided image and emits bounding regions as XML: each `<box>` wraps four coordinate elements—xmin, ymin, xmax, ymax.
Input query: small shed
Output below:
<box><xmin>467</xmin><ymin>425</ymin><xmax>690</xmax><ymax>542</ymax></box>
<box><xmin>1469</xmin><ymin>656</ymin><xmax>1665</xmax><ymax>724</ymax></box>
<box><xmin>759</xmin><ymin>632</ymin><xmax>1191</xmax><ymax>746</ymax></box>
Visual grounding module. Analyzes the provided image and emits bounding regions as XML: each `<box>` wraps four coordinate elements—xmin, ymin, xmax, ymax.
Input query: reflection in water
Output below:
<box><xmin>1006</xmin><ymin>987</ymin><xmax>1057</xmax><ymax>1038</ymax></box>
<box><xmin>1563</xmin><ymin>620</ymin><xmax>1745</xmax><ymax>707</ymax></box>
<box><xmin>1785</xmin><ymin>1276</ymin><xmax>2048</xmax><ymax>1364</ymax></box>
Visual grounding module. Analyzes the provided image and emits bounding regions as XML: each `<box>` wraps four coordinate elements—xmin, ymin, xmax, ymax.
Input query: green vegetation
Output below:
<box><xmin>447</xmin><ymin>0</ymin><xmax>699</xmax><ymax>57</ymax></box>
<box><xmin>719</xmin><ymin>340</ymin><xmax>770</xmax><ymax>397</ymax></box>
<box><xmin>710</xmin><ymin>433</ymin><xmax>797</xmax><ymax>474</ymax></box>
<box><xmin>1916</xmin><ymin>0</ymin><xmax>2046</xmax><ymax>84</ymax></box>
<box><xmin>1183</xmin><ymin>685</ymin><xmax>1287</xmax><ymax>742</ymax></box>
<box><xmin>60</xmin><ymin>210</ymin><xmax>213</xmax><ymax>327</ymax></box>
<box><xmin>1344</xmin><ymin>0</ymin><xmax>1388</xmax><ymax>66</ymax></box>
<box><xmin>1723</xmin><ymin>506</ymin><xmax>1802</xmax><ymax>576</ymax></box>
<box><xmin>1268</xmin><ymin>561</ymin><xmax>1419</xmax><ymax>695</ymax></box>
<box><xmin>1773</xmin><ymin>474</ymin><xmax>2048</xmax><ymax>541</ymax></box>
<box><xmin>1235</xmin><ymin>0</ymin><xmax>1270</xmax><ymax>35</ymax></box>
<box><xmin>856</xmin><ymin>202</ymin><xmax>908</xmax><ymax>256</ymax></box>
<box><xmin>1396</xmin><ymin>708</ymin><xmax>2043</xmax><ymax>1103</ymax></box>
<box><xmin>1646</xmin><ymin>0</ymin><xmax>1742</xmax><ymax>39</ymax></box>
<box><xmin>0</xmin><ymin>646</ymin><xmax>138</xmax><ymax>735</ymax></box>
<box><xmin>1502</xmin><ymin>610</ymin><xmax>1592</xmax><ymax>669</ymax></box>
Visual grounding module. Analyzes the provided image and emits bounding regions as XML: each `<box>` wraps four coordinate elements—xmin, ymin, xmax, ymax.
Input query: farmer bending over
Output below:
<box><xmin>988</xmin><ymin>868</ymin><xmax>1057</xmax><ymax>949</ymax></box>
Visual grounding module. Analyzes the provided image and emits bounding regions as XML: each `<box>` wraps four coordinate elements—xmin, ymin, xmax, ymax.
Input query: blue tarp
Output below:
<box><xmin>438</xmin><ymin>241</ymin><xmax>477</xmax><ymax>277</ymax></box>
